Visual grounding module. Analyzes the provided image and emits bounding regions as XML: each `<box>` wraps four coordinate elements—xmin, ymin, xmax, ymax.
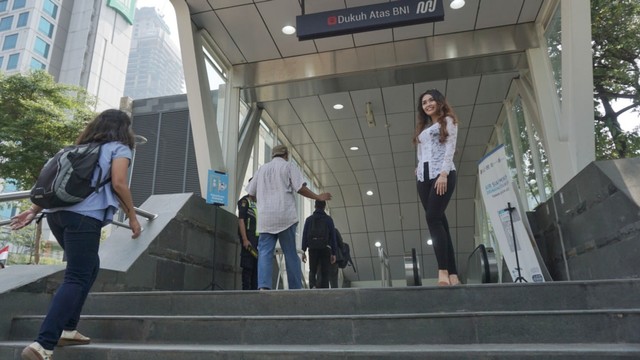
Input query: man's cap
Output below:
<box><xmin>272</xmin><ymin>144</ymin><xmax>288</xmax><ymax>157</ymax></box>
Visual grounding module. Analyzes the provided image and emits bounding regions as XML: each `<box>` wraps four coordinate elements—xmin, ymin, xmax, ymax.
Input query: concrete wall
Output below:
<box><xmin>98</xmin><ymin>193</ymin><xmax>241</xmax><ymax>291</ymax></box>
<box><xmin>532</xmin><ymin>158</ymin><xmax>640</xmax><ymax>280</ymax></box>
<box><xmin>3</xmin><ymin>193</ymin><xmax>242</xmax><ymax>295</ymax></box>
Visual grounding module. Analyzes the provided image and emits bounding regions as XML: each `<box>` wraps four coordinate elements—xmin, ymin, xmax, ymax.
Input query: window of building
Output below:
<box><xmin>2</xmin><ymin>33</ymin><xmax>17</xmax><ymax>50</ymax></box>
<box><xmin>38</xmin><ymin>17</ymin><xmax>54</xmax><ymax>38</ymax></box>
<box><xmin>545</xmin><ymin>6</ymin><xmax>562</xmax><ymax>103</ymax></box>
<box><xmin>0</xmin><ymin>0</ymin><xmax>7</xmax><ymax>12</ymax></box>
<box><xmin>12</xmin><ymin>0</ymin><xmax>26</xmax><ymax>10</ymax></box>
<box><xmin>43</xmin><ymin>0</ymin><xmax>57</xmax><ymax>19</ymax></box>
<box><xmin>0</xmin><ymin>55</ymin><xmax>3</xmax><ymax>68</ymax></box>
<box><xmin>500</xmin><ymin>118</ymin><xmax>518</xmax><ymax>183</ymax></box>
<box><xmin>6</xmin><ymin>52</ymin><xmax>18</xmax><ymax>69</ymax></box>
<box><xmin>0</xmin><ymin>15</ymin><xmax>12</xmax><ymax>31</ymax></box>
<box><xmin>30</xmin><ymin>57</ymin><xmax>45</xmax><ymax>70</ymax></box>
<box><xmin>33</xmin><ymin>36</ymin><xmax>49</xmax><ymax>58</ymax></box>
<box><xmin>16</xmin><ymin>11</ymin><xmax>28</xmax><ymax>27</ymax></box>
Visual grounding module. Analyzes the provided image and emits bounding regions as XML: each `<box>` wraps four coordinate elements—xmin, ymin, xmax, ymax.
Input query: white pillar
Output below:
<box><xmin>170</xmin><ymin>0</ymin><xmax>224</xmax><ymax>198</ymax></box>
<box><xmin>220</xmin><ymin>79</ymin><xmax>241</xmax><ymax>213</ymax></box>
<box><xmin>561</xmin><ymin>0</ymin><xmax>595</xmax><ymax>172</ymax></box>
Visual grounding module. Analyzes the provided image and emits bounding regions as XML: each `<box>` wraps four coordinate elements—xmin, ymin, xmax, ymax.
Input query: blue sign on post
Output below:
<box><xmin>206</xmin><ymin>170</ymin><xmax>228</xmax><ymax>206</ymax></box>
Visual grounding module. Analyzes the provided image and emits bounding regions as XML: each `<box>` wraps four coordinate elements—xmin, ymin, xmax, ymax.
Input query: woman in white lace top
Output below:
<box><xmin>412</xmin><ymin>89</ymin><xmax>460</xmax><ymax>286</ymax></box>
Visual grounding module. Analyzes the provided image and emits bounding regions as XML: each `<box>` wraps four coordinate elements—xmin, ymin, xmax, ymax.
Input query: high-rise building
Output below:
<box><xmin>0</xmin><ymin>0</ymin><xmax>134</xmax><ymax>110</ymax></box>
<box><xmin>124</xmin><ymin>6</ymin><xmax>183</xmax><ymax>100</ymax></box>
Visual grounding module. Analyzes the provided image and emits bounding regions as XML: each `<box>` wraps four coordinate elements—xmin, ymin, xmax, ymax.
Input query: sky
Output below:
<box><xmin>132</xmin><ymin>0</ymin><xmax>639</xmax><ymax>133</ymax></box>
<box><xmin>612</xmin><ymin>100</ymin><xmax>640</xmax><ymax>133</ymax></box>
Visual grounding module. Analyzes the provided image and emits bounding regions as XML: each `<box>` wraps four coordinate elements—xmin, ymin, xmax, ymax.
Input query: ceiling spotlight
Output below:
<box><xmin>333</xmin><ymin>103</ymin><xmax>344</xmax><ymax>110</ymax></box>
<box><xmin>282</xmin><ymin>25</ymin><xmax>296</xmax><ymax>35</ymax></box>
<box><xmin>366</xmin><ymin>190</ymin><xmax>374</xmax><ymax>196</ymax></box>
<box><xmin>427</xmin><ymin>239</ymin><xmax>433</xmax><ymax>246</ymax></box>
<box><xmin>374</xmin><ymin>241</ymin><xmax>382</xmax><ymax>248</ymax></box>
<box><xmin>450</xmin><ymin>0</ymin><xmax>465</xmax><ymax>9</ymax></box>
<box><xmin>349</xmin><ymin>146</ymin><xmax>359</xmax><ymax>151</ymax></box>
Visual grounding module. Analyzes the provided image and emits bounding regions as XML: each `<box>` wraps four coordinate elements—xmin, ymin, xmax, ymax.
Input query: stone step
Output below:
<box><xmin>2</xmin><ymin>341</ymin><xmax>640</xmax><ymax>359</ymax></box>
<box><xmin>10</xmin><ymin>309</ymin><xmax>640</xmax><ymax>345</ymax></box>
<box><xmin>79</xmin><ymin>279</ymin><xmax>640</xmax><ymax>316</ymax></box>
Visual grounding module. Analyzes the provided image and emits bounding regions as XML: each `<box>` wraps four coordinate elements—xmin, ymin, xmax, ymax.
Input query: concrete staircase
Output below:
<box><xmin>2</xmin><ymin>279</ymin><xmax>640</xmax><ymax>359</ymax></box>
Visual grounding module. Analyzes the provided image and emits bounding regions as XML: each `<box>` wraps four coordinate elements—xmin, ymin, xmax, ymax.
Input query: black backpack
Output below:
<box><xmin>307</xmin><ymin>215</ymin><xmax>330</xmax><ymax>250</ymax></box>
<box><xmin>30</xmin><ymin>143</ymin><xmax>109</xmax><ymax>209</ymax></box>
<box><xmin>334</xmin><ymin>229</ymin><xmax>356</xmax><ymax>271</ymax></box>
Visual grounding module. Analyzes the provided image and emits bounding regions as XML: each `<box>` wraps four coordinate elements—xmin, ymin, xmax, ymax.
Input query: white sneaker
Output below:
<box><xmin>21</xmin><ymin>342</ymin><xmax>53</xmax><ymax>360</ymax></box>
<box><xmin>57</xmin><ymin>329</ymin><xmax>91</xmax><ymax>346</ymax></box>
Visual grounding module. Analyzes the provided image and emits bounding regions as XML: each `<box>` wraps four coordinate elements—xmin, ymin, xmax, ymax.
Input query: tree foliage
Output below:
<box><xmin>0</xmin><ymin>70</ymin><xmax>96</xmax><ymax>189</ymax></box>
<box><xmin>591</xmin><ymin>0</ymin><xmax>640</xmax><ymax>159</ymax></box>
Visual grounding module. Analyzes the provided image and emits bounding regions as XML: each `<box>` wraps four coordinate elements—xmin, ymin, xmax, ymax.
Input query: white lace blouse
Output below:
<box><xmin>416</xmin><ymin>116</ymin><xmax>457</xmax><ymax>182</ymax></box>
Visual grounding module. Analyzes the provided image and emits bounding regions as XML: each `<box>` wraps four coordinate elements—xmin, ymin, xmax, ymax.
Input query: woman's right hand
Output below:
<box><xmin>10</xmin><ymin>208</ymin><xmax>38</xmax><ymax>230</ymax></box>
<box><xmin>128</xmin><ymin>216</ymin><xmax>142</xmax><ymax>239</ymax></box>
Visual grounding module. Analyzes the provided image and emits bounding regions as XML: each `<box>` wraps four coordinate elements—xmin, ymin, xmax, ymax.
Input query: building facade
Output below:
<box><xmin>124</xmin><ymin>6</ymin><xmax>183</xmax><ymax>100</ymax></box>
<box><xmin>0</xmin><ymin>0</ymin><xmax>133</xmax><ymax>110</ymax></box>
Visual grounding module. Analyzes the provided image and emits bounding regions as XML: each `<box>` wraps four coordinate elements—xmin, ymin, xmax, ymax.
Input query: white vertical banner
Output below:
<box><xmin>478</xmin><ymin>145</ymin><xmax>545</xmax><ymax>283</ymax></box>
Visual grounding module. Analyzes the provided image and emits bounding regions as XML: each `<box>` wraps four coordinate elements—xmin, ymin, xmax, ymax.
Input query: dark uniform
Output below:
<box><xmin>238</xmin><ymin>195</ymin><xmax>258</xmax><ymax>290</ymax></box>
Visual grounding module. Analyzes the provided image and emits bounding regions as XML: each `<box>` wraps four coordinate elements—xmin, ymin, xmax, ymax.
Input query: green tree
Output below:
<box><xmin>0</xmin><ymin>70</ymin><xmax>95</xmax><ymax>188</ymax></box>
<box><xmin>0</xmin><ymin>224</ymin><xmax>40</xmax><ymax>264</ymax></box>
<box><xmin>0</xmin><ymin>71</ymin><xmax>95</xmax><ymax>264</ymax></box>
<box><xmin>591</xmin><ymin>0</ymin><xmax>640</xmax><ymax>159</ymax></box>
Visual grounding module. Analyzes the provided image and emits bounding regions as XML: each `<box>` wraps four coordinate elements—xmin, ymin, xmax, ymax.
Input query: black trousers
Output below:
<box><xmin>241</xmin><ymin>262</ymin><xmax>258</xmax><ymax>290</ymax></box>
<box><xmin>308</xmin><ymin>247</ymin><xmax>331</xmax><ymax>288</ymax></box>
<box><xmin>417</xmin><ymin>163</ymin><xmax>458</xmax><ymax>274</ymax></box>
<box><xmin>240</xmin><ymin>234</ymin><xmax>258</xmax><ymax>290</ymax></box>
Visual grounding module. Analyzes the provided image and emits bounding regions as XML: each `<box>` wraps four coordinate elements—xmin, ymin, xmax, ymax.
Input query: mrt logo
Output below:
<box><xmin>327</xmin><ymin>16</ymin><xmax>337</xmax><ymax>25</ymax></box>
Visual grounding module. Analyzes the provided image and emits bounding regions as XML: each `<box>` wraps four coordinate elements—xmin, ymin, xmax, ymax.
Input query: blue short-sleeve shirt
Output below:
<box><xmin>46</xmin><ymin>141</ymin><xmax>132</xmax><ymax>225</ymax></box>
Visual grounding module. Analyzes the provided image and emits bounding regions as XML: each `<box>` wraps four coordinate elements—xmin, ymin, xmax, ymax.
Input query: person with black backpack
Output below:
<box><xmin>10</xmin><ymin>109</ymin><xmax>141</xmax><ymax>360</ymax></box>
<box><xmin>301</xmin><ymin>200</ymin><xmax>337</xmax><ymax>289</ymax></box>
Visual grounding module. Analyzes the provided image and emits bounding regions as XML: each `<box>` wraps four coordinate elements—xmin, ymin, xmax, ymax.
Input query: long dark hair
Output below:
<box><xmin>412</xmin><ymin>89</ymin><xmax>458</xmax><ymax>145</ymax></box>
<box><xmin>76</xmin><ymin>109</ymin><xmax>136</xmax><ymax>149</ymax></box>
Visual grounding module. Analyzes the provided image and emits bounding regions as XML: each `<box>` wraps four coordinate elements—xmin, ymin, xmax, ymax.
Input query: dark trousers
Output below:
<box><xmin>328</xmin><ymin>262</ymin><xmax>339</xmax><ymax>288</ymax></box>
<box><xmin>417</xmin><ymin>163</ymin><xmax>458</xmax><ymax>275</ymax></box>
<box><xmin>38</xmin><ymin>211</ymin><xmax>102</xmax><ymax>350</ymax></box>
<box><xmin>240</xmin><ymin>235</ymin><xmax>258</xmax><ymax>290</ymax></box>
<box><xmin>241</xmin><ymin>258</ymin><xmax>258</xmax><ymax>290</ymax></box>
<box><xmin>308</xmin><ymin>247</ymin><xmax>331</xmax><ymax>288</ymax></box>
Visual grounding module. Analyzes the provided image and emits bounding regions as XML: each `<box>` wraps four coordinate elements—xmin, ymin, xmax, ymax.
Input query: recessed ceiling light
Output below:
<box><xmin>333</xmin><ymin>103</ymin><xmax>344</xmax><ymax>110</ymax></box>
<box><xmin>349</xmin><ymin>146</ymin><xmax>359</xmax><ymax>151</ymax></box>
<box><xmin>450</xmin><ymin>0</ymin><xmax>465</xmax><ymax>9</ymax></box>
<box><xmin>374</xmin><ymin>241</ymin><xmax>381</xmax><ymax>248</ymax></box>
<box><xmin>366</xmin><ymin>190</ymin><xmax>374</xmax><ymax>196</ymax></box>
<box><xmin>282</xmin><ymin>25</ymin><xmax>296</xmax><ymax>35</ymax></box>
<box><xmin>427</xmin><ymin>239</ymin><xmax>433</xmax><ymax>246</ymax></box>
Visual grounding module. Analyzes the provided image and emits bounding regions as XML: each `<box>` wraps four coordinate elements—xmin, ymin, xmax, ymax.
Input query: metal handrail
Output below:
<box><xmin>465</xmin><ymin>244</ymin><xmax>499</xmax><ymax>284</ymax></box>
<box><xmin>375</xmin><ymin>243</ymin><xmax>392</xmax><ymax>288</ymax></box>
<box><xmin>0</xmin><ymin>190</ymin><xmax>158</xmax><ymax>227</ymax></box>
<box><xmin>0</xmin><ymin>190</ymin><xmax>31</xmax><ymax>202</ymax></box>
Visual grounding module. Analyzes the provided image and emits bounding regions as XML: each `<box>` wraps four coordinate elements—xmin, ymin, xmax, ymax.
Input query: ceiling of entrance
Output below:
<box><xmin>183</xmin><ymin>0</ymin><xmax>547</xmax><ymax>283</ymax></box>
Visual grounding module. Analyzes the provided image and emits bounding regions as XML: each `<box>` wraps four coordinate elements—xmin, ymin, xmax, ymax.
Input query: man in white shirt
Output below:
<box><xmin>246</xmin><ymin>145</ymin><xmax>332</xmax><ymax>290</ymax></box>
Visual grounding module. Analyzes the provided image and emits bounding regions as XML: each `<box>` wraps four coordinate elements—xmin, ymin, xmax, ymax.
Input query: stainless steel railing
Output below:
<box><xmin>0</xmin><ymin>190</ymin><xmax>157</xmax><ymax>228</ymax></box>
<box><xmin>374</xmin><ymin>241</ymin><xmax>392</xmax><ymax>287</ymax></box>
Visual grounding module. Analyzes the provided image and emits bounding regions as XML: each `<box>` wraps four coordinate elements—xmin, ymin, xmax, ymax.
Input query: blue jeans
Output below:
<box><xmin>257</xmin><ymin>223</ymin><xmax>302</xmax><ymax>289</ymax></box>
<box><xmin>37</xmin><ymin>211</ymin><xmax>102</xmax><ymax>350</ymax></box>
